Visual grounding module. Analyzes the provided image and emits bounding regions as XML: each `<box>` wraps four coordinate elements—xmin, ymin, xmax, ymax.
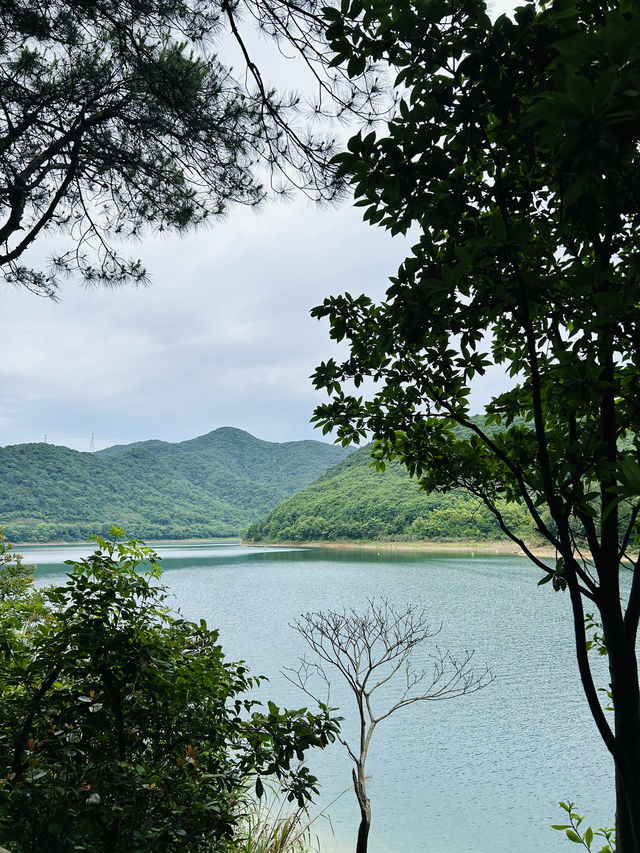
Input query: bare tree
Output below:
<box><xmin>284</xmin><ymin>598</ymin><xmax>493</xmax><ymax>853</ymax></box>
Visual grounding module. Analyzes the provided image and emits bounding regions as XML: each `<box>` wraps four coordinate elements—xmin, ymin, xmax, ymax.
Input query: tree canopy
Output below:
<box><xmin>0</xmin><ymin>0</ymin><xmax>376</xmax><ymax>296</ymax></box>
<box><xmin>311</xmin><ymin>0</ymin><xmax>640</xmax><ymax>849</ymax></box>
<box><xmin>244</xmin><ymin>438</ymin><xmax>539</xmax><ymax>544</ymax></box>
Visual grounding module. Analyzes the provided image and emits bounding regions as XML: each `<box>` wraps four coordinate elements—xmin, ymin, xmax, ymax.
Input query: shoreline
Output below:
<box><xmin>13</xmin><ymin>536</ymin><xmax>558</xmax><ymax>560</ymax></box>
<box><xmin>11</xmin><ymin>536</ymin><xmax>238</xmax><ymax>548</ymax></box>
<box><xmin>250</xmin><ymin>538</ymin><xmax>559</xmax><ymax>559</ymax></box>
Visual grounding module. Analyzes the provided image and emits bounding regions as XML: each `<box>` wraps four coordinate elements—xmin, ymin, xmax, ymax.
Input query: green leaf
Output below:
<box><xmin>565</xmin><ymin>75</ymin><xmax>593</xmax><ymax>109</ymax></box>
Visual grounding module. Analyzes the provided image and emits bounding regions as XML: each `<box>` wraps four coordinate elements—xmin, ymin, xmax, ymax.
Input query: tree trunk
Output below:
<box><xmin>611</xmin><ymin>675</ymin><xmax>640</xmax><ymax>853</ymax></box>
<box><xmin>356</xmin><ymin>810</ymin><xmax>371</xmax><ymax>853</ymax></box>
<box><xmin>603</xmin><ymin>602</ymin><xmax>640</xmax><ymax>853</ymax></box>
<box><xmin>613</xmin><ymin>732</ymin><xmax>640</xmax><ymax>853</ymax></box>
<box><xmin>563</xmin><ymin>548</ymin><xmax>640</xmax><ymax>853</ymax></box>
<box><xmin>353</xmin><ymin>764</ymin><xmax>371</xmax><ymax>853</ymax></box>
<box><xmin>616</xmin><ymin>768</ymin><xmax>637</xmax><ymax>853</ymax></box>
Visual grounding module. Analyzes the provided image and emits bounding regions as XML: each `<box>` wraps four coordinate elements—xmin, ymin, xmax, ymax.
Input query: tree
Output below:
<box><xmin>310</xmin><ymin>0</ymin><xmax>640</xmax><ymax>849</ymax></box>
<box><xmin>0</xmin><ymin>0</ymin><xmax>377</xmax><ymax>297</ymax></box>
<box><xmin>0</xmin><ymin>528</ymin><xmax>45</xmax><ymax>659</ymax></box>
<box><xmin>0</xmin><ymin>526</ymin><xmax>37</xmax><ymax>608</ymax></box>
<box><xmin>285</xmin><ymin>599</ymin><xmax>492</xmax><ymax>853</ymax></box>
<box><xmin>0</xmin><ymin>531</ymin><xmax>339</xmax><ymax>851</ymax></box>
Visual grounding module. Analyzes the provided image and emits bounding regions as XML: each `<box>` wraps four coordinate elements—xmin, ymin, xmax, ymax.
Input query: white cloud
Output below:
<box><xmin>1</xmin><ymin>0</ymin><xmax>521</xmax><ymax>453</ymax></box>
<box><xmin>1</xmin><ymin>198</ymin><xmax>412</xmax><ymax>450</ymax></box>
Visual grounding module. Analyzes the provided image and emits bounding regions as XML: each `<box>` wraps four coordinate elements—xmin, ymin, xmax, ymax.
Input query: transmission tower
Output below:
<box><xmin>89</xmin><ymin>432</ymin><xmax>95</xmax><ymax>452</ymax></box>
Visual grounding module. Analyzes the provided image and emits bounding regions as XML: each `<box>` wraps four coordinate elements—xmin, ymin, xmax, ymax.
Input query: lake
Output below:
<box><xmin>24</xmin><ymin>541</ymin><xmax>614</xmax><ymax>853</ymax></box>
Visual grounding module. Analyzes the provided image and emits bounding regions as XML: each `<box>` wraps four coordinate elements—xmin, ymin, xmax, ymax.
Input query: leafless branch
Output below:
<box><xmin>284</xmin><ymin>598</ymin><xmax>492</xmax><ymax>853</ymax></box>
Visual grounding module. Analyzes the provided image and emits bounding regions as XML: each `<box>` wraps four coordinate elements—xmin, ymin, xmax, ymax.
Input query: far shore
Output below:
<box><xmin>250</xmin><ymin>538</ymin><xmax>559</xmax><ymax>559</ymax></box>
<box><xmin>13</xmin><ymin>536</ymin><xmax>238</xmax><ymax>548</ymax></box>
<box><xmin>14</xmin><ymin>536</ymin><xmax>559</xmax><ymax>559</ymax></box>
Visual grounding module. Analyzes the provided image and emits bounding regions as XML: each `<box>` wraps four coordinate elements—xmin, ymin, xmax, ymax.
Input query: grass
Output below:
<box><xmin>235</xmin><ymin>792</ymin><xmax>322</xmax><ymax>853</ymax></box>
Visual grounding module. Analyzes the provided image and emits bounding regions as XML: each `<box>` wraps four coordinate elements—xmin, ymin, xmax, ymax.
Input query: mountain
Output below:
<box><xmin>0</xmin><ymin>427</ymin><xmax>352</xmax><ymax>542</ymax></box>
<box><xmin>244</xmin><ymin>443</ymin><xmax>540</xmax><ymax>544</ymax></box>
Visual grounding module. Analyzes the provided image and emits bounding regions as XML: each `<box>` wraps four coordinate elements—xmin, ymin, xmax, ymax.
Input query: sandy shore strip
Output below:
<box><xmin>252</xmin><ymin>539</ymin><xmax>560</xmax><ymax>559</ymax></box>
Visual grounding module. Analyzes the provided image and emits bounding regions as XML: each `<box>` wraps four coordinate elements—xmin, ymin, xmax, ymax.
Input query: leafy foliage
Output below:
<box><xmin>0</xmin><ymin>528</ymin><xmax>46</xmax><ymax>657</ymax></box>
<box><xmin>0</xmin><ymin>0</ymin><xmax>380</xmax><ymax>296</ymax></box>
<box><xmin>311</xmin><ymin>0</ymin><xmax>640</xmax><ymax>847</ymax></box>
<box><xmin>245</xmin><ymin>440</ymin><xmax>540</xmax><ymax>543</ymax></box>
<box><xmin>0</xmin><ymin>527</ymin><xmax>38</xmax><ymax>607</ymax></box>
<box><xmin>0</xmin><ymin>531</ymin><xmax>339</xmax><ymax>851</ymax></box>
<box><xmin>552</xmin><ymin>801</ymin><xmax>616</xmax><ymax>852</ymax></box>
<box><xmin>0</xmin><ymin>428</ymin><xmax>351</xmax><ymax>542</ymax></box>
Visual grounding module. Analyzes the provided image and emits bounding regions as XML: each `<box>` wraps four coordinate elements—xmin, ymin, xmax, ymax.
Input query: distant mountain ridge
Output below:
<box><xmin>1</xmin><ymin>427</ymin><xmax>352</xmax><ymax>542</ymax></box>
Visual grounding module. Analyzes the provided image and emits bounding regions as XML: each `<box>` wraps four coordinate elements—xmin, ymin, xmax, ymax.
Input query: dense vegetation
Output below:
<box><xmin>0</xmin><ymin>530</ymin><xmax>337</xmax><ymax>851</ymax></box>
<box><xmin>0</xmin><ymin>428</ymin><xmax>350</xmax><ymax>543</ymax></box>
<box><xmin>244</xmin><ymin>444</ymin><xmax>541</xmax><ymax>544</ymax></box>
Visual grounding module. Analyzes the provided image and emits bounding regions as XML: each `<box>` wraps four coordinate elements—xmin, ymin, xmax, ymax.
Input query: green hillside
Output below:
<box><xmin>244</xmin><ymin>444</ymin><xmax>540</xmax><ymax>544</ymax></box>
<box><xmin>1</xmin><ymin>428</ymin><xmax>351</xmax><ymax>542</ymax></box>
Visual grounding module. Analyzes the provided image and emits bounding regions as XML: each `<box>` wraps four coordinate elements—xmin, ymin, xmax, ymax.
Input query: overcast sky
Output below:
<box><xmin>1</xmin><ymin>2</ymin><xmax>514</xmax><ymax>453</ymax></box>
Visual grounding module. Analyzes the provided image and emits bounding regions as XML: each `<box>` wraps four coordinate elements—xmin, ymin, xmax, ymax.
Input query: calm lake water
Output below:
<box><xmin>24</xmin><ymin>541</ymin><xmax>614</xmax><ymax>853</ymax></box>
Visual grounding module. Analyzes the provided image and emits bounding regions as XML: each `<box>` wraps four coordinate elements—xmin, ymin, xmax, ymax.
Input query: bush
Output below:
<box><xmin>0</xmin><ymin>530</ymin><xmax>338</xmax><ymax>852</ymax></box>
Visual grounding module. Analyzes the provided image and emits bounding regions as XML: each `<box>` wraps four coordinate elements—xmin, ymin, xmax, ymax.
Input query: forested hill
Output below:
<box><xmin>1</xmin><ymin>427</ymin><xmax>351</xmax><ymax>542</ymax></box>
<box><xmin>244</xmin><ymin>443</ymin><xmax>540</xmax><ymax>544</ymax></box>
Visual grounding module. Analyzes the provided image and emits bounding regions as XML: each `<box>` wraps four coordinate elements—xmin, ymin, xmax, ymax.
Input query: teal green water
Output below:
<box><xmin>27</xmin><ymin>542</ymin><xmax>614</xmax><ymax>853</ymax></box>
